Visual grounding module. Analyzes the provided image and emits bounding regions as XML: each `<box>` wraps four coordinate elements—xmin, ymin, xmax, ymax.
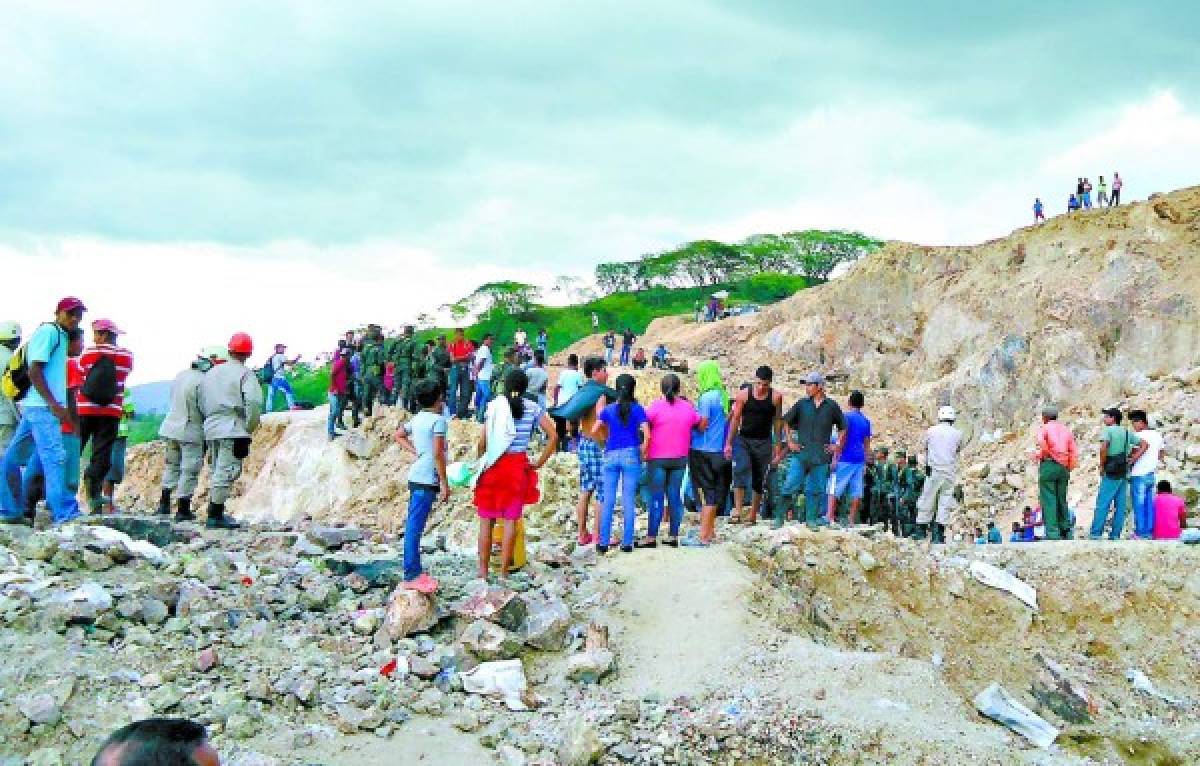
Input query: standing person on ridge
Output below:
<box><xmin>1088</xmin><ymin>406</ymin><xmax>1144</xmax><ymax>540</ymax></box>
<box><xmin>0</xmin><ymin>321</ymin><xmax>21</xmax><ymax>454</ymax></box>
<box><xmin>1127</xmin><ymin>409</ymin><xmax>1162</xmax><ymax>539</ymax></box>
<box><xmin>826</xmin><ymin>390</ymin><xmax>871</xmax><ymax>525</ymax></box>
<box><xmin>158</xmin><ymin>348</ymin><xmax>222</xmax><ymax>521</ymax></box>
<box><xmin>1033</xmin><ymin>198</ymin><xmax>1045</xmax><ymax>223</ymax></box>
<box><xmin>639</xmin><ymin>373</ymin><xmax>704</xmax><ymax>548</ymax></box>
<box><xmin>1111</xmin><ymin>172</ymin><xmax>1122</xmax><ymax>206</ymax></box>
<box><xmin>447</xmin><ymin>328</ymin><xmax>474</xmax><ymax>420</ymax></box>
<box><xmin>326</xmin><ymin>347</ymin><xmax>350</xmax><ymax>441</ymax></box>
<box><xmin>21</xmin><ymin>328</ymin><xmax>85</xmax><ymax>521</ymax></box>
<box><xmin>619</xmin><ymin>328</ymin><xmax>636</xmax><ymax>367</ymax></box>
<box><xmin>393</xmin><ymin>379</ymin><xmax>450</xmax><ymax>593</ymax></box>
<box><xmin>780</xmin><ymin>372</ymin><xmax>845</xmax><ymax>528</ymax></box>
<box><xmin>198</xmin><ymin>332</ymin><xmax>264</xmax><ymax>530</ymax></box>
<box><xmin>76</xmin><ymin>318</ymin><xmax>134</xmax><ymax>514</ymax></box>
<box><xmin>591</xmin><ymin>373</ymin><xmax>649</xmax><ymax>554</ymax></box>
<box><xmin>688</xmin><ymin>361</ymin><xmax>731</xmax><ymax>545</ymax></box>
<box><xmin>360</xmin><ymin>324</ymin><xmax>386</xmax><ymax>417</ymax></box>
<box><xmin>265</xmin><ymin>343</ymin><xmax>300</xmax><ymax>412</ymax></box>
<box><xmin>915</xmin><ymin>405</ymin><xmax>964</xmax><ymax>544</ymax></box>
<box><xmin>100</xmin><ymin>395</ymin><xmax>136</xmax><ymax>513</ymax></box>
<box><xmin>725</xmin><ymin>366</ymin><xmax>783</xmax><ymax>525</ymax></box>
<box><xmin>1032</xmin><ymin>404</ymin><xmax>1078</xmax><ymax>540</ymax></box>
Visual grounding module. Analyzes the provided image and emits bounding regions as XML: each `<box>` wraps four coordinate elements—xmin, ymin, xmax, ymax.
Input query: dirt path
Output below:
<box><xmin>250</xmin><ymin>717</ymin><xmax>492</xmax><ymax>764</ymax></box>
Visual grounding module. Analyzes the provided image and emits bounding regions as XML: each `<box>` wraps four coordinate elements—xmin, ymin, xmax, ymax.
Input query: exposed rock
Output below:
<box><xmin>459</xmin><ymin>619</ymin><xmax>523</xmax><ymax>661</ymax></box>
<box><xmin>520</xmin><ymin>593</ymin><xmax>571</xmax><ymax>650</ymax></box>
<box><xmin>306</xmin><ymin>525</ymin><xmax>364</xmax><ymax>550</ymax></box>
<box><xmin>383</xmin><ymin>587</ymin><xmax>437</xmax><ymax>639</ymax></box>
<box><xmin>559</xmin><ymin>715</ymin><xmax>604</xmax><ymax>766</ymax></box>
<box><xmin>451</xmin><ymin>586</ymin><xmax>528</xmax><ymax>632</ymax></box>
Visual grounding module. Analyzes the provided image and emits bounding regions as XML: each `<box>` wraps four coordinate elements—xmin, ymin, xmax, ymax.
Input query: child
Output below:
<box><xmin>986</xmin><ymin>521</ymin><xmax>1002</xmax><ymax>544</ymax></box>
<box><xmin>1152</xmin><ymin>480</ymin><xmax>1188</xmax><ymax>540</ymax></box>
<box><xmin>1009</xmin><ymin>521</ymin><xmax>1023</xmax><ymax>543</ymax></box>
<box><xmin>393</xmin><ymin>380</ymin><xmax>450</xmax><ymax>593</ymax></box>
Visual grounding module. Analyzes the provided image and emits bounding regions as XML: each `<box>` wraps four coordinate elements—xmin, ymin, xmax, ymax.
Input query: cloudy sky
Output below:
<box><xmin>3</xmin><ymin>1</ymin><xmax>1198</xmax><ymax>383</ymax></box>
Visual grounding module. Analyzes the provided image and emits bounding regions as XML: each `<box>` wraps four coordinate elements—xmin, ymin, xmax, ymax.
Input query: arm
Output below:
<box><xmin>587</xmin><ymin>402</ymin><xmax>607</xmax><ymax>442</ymax></box>
<box><xmin>476</xmin><ymin>428</ymin><xmax>487</xmax><ymax>458</ymax></box>
<box><xmin>639</xmin><ymin>421</ymin><xmax>651</xmax><ymax>462</ymax></box>
<box><xmin>433</xmin><ymin>433</ymin><xmax>450</xmax><ymax>502</ymax></box>
<box><xmin>1127</xmin><ymin>439</ymin><xmax>1148</xmax><ymax>466</ymax></box>
<box><xmin>826</xmin><ymin>404</ymin><xmax>845</xmax><ymax>456</ymax></box>
<box><xmin>393</xmin><ymin>427</ymin><xmax>416</xmax><ymax>454</ymax></box>
<box><xmin>533</xmin><ymin>412</ymin><xmax>559</xmax><ymax>469</ymax></box>
<box><xmin>724</xmin><ymin>391</ymin><xmax>746</xmax><ymax>457</ymax></box>
<box><xmin>243</xmin><ymin>373</ymin><xmax>264</xmax><ymax>433</ymax></box>
<box><xmin>1098</xmin><ymin>439</ymin><xmax>1108</xmax><ymax>474</ymax></box>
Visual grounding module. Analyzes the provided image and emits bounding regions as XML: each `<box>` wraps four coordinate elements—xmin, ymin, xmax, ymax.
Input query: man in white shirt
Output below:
<box><xmin>916</xmin><ymin>405</ymin><xmax>964</xmax><ymax>544</ymax></box>
<box><xmin>472</xmin><ymin>334</ymin><xmax>495</xmax><ymax>424</ymax></box>
<box><xmin>1128</xmin><ymin>409</ymin><xmax>1162</xmax><ymax>539</ymax></box>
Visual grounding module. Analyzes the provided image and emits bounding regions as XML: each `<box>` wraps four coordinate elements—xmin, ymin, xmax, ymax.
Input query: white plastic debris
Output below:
<box><xmin>460</xmin><ymin>659</ymin><xmax>529</xmax><ymax>711</ymax></box>
<box><xmin>86</xmin><ymin>526</ymin><xmax>168</xmax><ymax>565</ymax></box>
<box><xmin>1126</xmin><ymin>669</ymin><xmax>1182</xmax><ymax>706</ymax></box>
<box><xmin>970</xmin><ymin>560</ymin><xmax>1038</xmax><ymax>610</ymax></box>
<box><xmin>974</xmin><ymin>682</ymin><xmax>1059</xmax><ymax>748</ymax></box>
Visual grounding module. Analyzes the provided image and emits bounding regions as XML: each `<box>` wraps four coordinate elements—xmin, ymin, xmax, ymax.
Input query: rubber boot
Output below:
<box><xmin>174</xmin><ymin>496</ymin><xmax>196</xmax><ymax>522</ymax></box>
<box><xmin>205</xmin><ymin>502</ymin><xmax>241</xmax><ymax>530</ymax></box>
<box><xmin>932</xmin><ymin>523</ymin><xmax>946</xmax><ymax>545</ymax></box>
<box><xmin>914</xmin><ymin>523</ymin><xmax>929</xmax><ymax>541</ymax></box>
<box><xmin>156</xmin><ymin>488</ymin><xmax>172</xmax><ymax>515</ymax></box>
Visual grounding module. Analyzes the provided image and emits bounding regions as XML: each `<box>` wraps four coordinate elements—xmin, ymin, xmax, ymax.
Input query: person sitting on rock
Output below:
<box><xmin>1009</xmin><ymin>521</ymin><xmax>1023</xmax><ymax>542</ymax></box>
<box><xmin>92</xmin><ymin>718</ymin><xmax>220</xmax><ymax>766</ymax></box>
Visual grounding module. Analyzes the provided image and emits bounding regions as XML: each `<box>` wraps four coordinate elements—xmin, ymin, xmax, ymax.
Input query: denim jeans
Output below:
<box><xmin>1129</xmin><ymin>473</ymin><xmax>1156</xmax><ymax>538</ymax></box>
<box><xmin>404</xmin><ymin>484</ymin><xmax>437</xmax><ymax>580</ymax></box>
<box><xmin>1</xmin><ymin>408</ymin><xmax>80</xmax><ymax>523</ymax></box>
<box><xmin>474</xmin><ymin>380</ymin><xmax>492</xmax><ymax>423</ymax></box>
<box><xmin>782</xmin><ymin>455</ymin><xmax>830</xmax><ymax>524</ymax></box>
<box><xmin>647</xmin><ymin>457</ymin><xmax>686</xmax><ymax>538</ymax></box>
<box><xmin>619</xmin><ymin>346</ymin><xmax>631</xmax><ymax>366</ymax></box>
<box><xmin>600</xmin><ymin>447</ymin><xmax>641</xmax><ymax>548</ymax></box>
<box><xmin>327</xmin><ymin>393</ymin><xmax>344</xmax><ymax>437</ymax></box>
<box><xmin>25</xmin><ymin>433</ymin><xmax>81</xmax><ymax>511</ymax></box>
<box><xmin>268</xmin><ymin>375</ymin><xmax>295</xmax><ymax>411</ymax></box>
<box><xmin>604</xmin><ymin>348</ymin><xmax>614</xmax><ymax>365</ymax></box>
<box><xmin>1090</xmin><ymin>476</ymin><xmax>1128</xmax><ymax>540</ymax></box>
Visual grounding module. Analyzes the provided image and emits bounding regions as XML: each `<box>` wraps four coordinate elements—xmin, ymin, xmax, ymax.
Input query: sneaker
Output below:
<box><xmin>577</xmin><ymin>532</ymin><xmax>594</xmax><ymax>546</ymax></box>
<box><xmin>402</xmin><ymin>573</ymin><xmax>439</xmax><ymax>594</ymax></box>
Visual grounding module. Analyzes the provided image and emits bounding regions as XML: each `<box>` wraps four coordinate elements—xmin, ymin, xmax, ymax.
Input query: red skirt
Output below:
<box><xmin>473</xmin><ymin>453</ymin><xmax>541</xmax><ymax>520</ymax></box>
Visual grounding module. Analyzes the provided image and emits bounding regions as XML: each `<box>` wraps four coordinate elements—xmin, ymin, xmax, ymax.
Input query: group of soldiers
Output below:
<box><xmin>338</xmin><ymin>325</ymin><xmax>442</xmax><ymax>421</ymax></box>
<box><xmin>861</xmin><ymin>446</ymin><xmax>927</xmax><ymax>538</ymax></box>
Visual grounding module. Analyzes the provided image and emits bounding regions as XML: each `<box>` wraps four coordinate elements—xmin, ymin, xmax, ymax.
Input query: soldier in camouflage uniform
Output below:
<box><xmin>887</xmin><ymin>449</ymin><xmax>907</xmax><ymax>536</ymax></box>
<box><xmin>360</xmin><ymin>324</ymin><xmax>386</xmax><ymax>417</ymax></box>
<box><xmin>391</xmin><ymin>325</ymin><xmax>417</xmax><ymax>412</ymax></box>
<box><xmin>898</xmin><ymin>453</ymin><xmax>924</xmax><ymax>538</ymax></box>
<box><xmin>430</xmin><ymin>335</ymin><xmax>452</xmax><ymax>395</ymax></box>
<box><xmin>869</xmin><ymin>446</ymin><xmax>898</xmax><ymax>529</ymax></box>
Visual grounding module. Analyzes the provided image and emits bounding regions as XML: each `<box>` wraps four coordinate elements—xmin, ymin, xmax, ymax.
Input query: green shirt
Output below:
<box><xmin>1100</xmin><ymin>426</ymin><xmax>1140</xmax><ymax>457</ymax></box>
<box><xmin>362</xmin><ymin>342</ymin><xmax>386</xmax><ymax>378</ymax></box>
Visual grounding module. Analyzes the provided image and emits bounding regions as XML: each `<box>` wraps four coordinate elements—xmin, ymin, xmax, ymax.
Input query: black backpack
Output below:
<box><xmin>81</xmin><ymin>355</ymin><xmax>119</xmax><ymax>406</ymax></box>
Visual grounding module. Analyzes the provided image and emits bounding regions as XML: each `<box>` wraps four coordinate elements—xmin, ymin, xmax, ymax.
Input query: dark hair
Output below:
<box><xmin>567</xmin><ymin>353</ymin><xmax>579</xmax><ymax>367</ymax></box>
<box><xmin>1157</xmin><ymin>479</ymin><xmax>1171</xmax><ymax>493</ymax></box>
<box><xmin>91</xmin><ymin>718</ymin><xmax>208</xmax><ymax>766</ymax></box>
<box><xmin>68</xmin><ymin>327</ymin><xmax>85</xmax><ymax>342</ymax></box>
<box><xmin>583</xmin><ymin>356</ymin><xmax>606</xmax><ymax>379</ymax></box>
<box><xmin>1129</xmin><ymin>409</ymin><xmax>1148</xmax><ymax>426</ymax></box>
<box><xmin>848</xmin><ymin>390</ymin><xmax>864</xmax><ymax>408</ymax></box>
<box><xmin>661</xmin><ymin>373</ymin><xmax>681</xmax><ymax>404</ymax></box>
<box><xmin>534</xmin><ymin>349</ymin><xmax>546</xmax><ymax>366</ymax></box>
<box><xmin>755</xmin><ymin>365</ymin><xmax>773</xmax><ymax>383</ymax></box>
<box><xmin>414</xmin><ymin>380</ymin><xmax>442</xmax><ymax>409</ymax></box>
<box><xmin>483</xmin><ymin>333</ymin><xmax>494</xmax><ymax>341</ymax></box>
<box><xmin>505</xmin><ymin>368</ymin><xmax>528</xmax><ymax>419</ymax></box>
<box><xmin>986</xmin><ymin>521</ymin><xmax>995</xmax><ymax>528</ymax></box>
<box><xmin>614</xmin><ymin>373</ymin><xmax>637</xmax><ymax>425</ymax></box>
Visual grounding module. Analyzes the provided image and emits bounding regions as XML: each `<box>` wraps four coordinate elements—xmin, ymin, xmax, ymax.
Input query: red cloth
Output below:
<box><xmin>474</xmin><ymin>453</ymin><xmax>540</xmax><ymax>520</ymax></box>
<box><xmin>62</xmin><ymin>359</ymin><xmax>82</xmax><ymax>435</ymax></box>
<box><xmin>329</xmin><ymin>356</ymin><xmax>348</xmax><ymax>395</ymax></box>
<box><xmin>76</xmin><ymin>343</ymin><xmax>134</xmax><ymax>417</ymax></box>
<box><xmin>448</xmin><ymin>339</ymin><xmax>474</xmax><ymax>364</ymax></box>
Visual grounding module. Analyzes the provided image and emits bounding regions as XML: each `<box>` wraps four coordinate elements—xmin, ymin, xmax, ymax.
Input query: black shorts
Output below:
<box><xmin>739</xmin><ymin>437</ymin><xmax>773</xmax><ymax>493</ymax></box>
<box><xmin>688</xmin><ymin>449</ymin><xmax>732</xmax><ymax>510</ymax></box>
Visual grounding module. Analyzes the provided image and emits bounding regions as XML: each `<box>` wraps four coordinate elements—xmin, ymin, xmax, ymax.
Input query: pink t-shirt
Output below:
<box><xmin>645</xmin><ymin>398</ymin><xmax>701</xmax><ymax>460</ymax></box>
<box><xmin>1153</xmin><ymin>493</ymin><xmax>1187</xmax><ymax>540</ymax></box>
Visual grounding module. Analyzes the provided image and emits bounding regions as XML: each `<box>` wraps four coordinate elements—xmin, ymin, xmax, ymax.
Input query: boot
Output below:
<box><xmin>914</xmin><ymin>523</ymin><xmax>929</xmax><ymax>541</ymax></box>
<box><xmin>205</xmin><ymin>502</ymin><xmax>241</xmax><ymax>530</ymax></box>
<box><xmin>156</xmin><ymin>488</ymin><xmax>172</xmax><ymax>515</ymax></box>
<box><xmin>932</xmin><ymin>523</ymin><xmax>946</xmax><ymax>545</ymax></box>
<box><xmin>174</xmin><ymin>496</ymin><xmax>196</xmax><ymax>522</ymax></box>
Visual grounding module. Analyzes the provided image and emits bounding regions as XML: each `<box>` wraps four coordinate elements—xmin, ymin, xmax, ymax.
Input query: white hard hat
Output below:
<box><xmin>937</xmin><ymin>405</ymin><xmax>957</xmax><ymax>422</ymax></box>
<box><xmin>0</xmin><ymin>321</ymin><xmax>21</xmax><ymax>342</ymax></box>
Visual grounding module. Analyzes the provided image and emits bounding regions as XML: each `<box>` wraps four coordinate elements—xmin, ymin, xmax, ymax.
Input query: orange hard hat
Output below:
<box><xmin>228</xmin><ymin>332</ymin><xmax>254</xmax><ymax>355</ymax></box>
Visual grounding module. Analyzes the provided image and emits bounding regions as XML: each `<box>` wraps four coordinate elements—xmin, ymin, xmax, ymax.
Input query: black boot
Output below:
<box><xmin>932</xmin><ymin>523</ymin><xmax>946</xmax><ymax>544</ymax></box>
<box><xmin>174</xmin><ymin>496</ymin><xmax>196</xmax><ymax>522</ymax></box>
<box><xmin>156</xmin><ymin>488</ymin><xmax>172</xmax><ymax>515</ymax></box>
<box><xmin>205</xmin><ymin>502</ymin><xmax>241</xmax><ymax>530</ymax></box>
<box><xmin>914</xmin><ymin>523</ymin><xmax>929</xmax><ymax>541</ymax></box>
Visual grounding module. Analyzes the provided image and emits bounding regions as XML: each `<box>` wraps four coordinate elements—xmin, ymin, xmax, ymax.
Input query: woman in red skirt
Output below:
<box><xmin>474</xmin><ymin>369</ymin><xmax>559</xmax><ymax>579</ymax></box>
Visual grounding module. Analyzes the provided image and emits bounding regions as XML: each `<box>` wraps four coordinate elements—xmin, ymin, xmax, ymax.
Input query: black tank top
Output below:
<box><xmin>740</xmin><ymin>387</ymin><xmax>775</xmax><ymax>439</ymax></box>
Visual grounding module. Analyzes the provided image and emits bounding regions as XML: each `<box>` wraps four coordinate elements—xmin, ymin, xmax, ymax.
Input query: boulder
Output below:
<box><xmin>459</xmin><ymin>619</ymin><xmax>523</xmax><ymax>661</ymax></box>
<box><xmin>384</xmin><ymin>587</ymin><xmax>436</xmax><ymax>639</ymax></box>
<box><xmin>306</xmin><ymin>525</ymin><xmax>364</xmax><ymax>550</ymax></box>
<box><xmin>17</xmin><ymin>693</ymin><xmax>61</xmax><ymax>726</ymax></box>
<box><xmin>451</xmin><ymin>586</ymin><xmax>527</xmax><ymax>632</ymax></box>
<box><xmin>559</xmin><ymin>714</ymin><xmax>604</xmax><ymax>766</ymax></box>
<box><xmin>520</xmin><ymin>593</ymin><xmax>571</xmax><ymax>651</ymax></box>
<box><xmin>566</xmin><ymin>649</ymin><xmax>615</xmax><ymax>683</ymax></box>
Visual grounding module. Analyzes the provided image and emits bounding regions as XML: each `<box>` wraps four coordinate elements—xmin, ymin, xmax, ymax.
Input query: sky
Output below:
<box><xmin>2</xmin><ymin>1</ymin><xmax>1199</xmax><ymax>384</ymax></box>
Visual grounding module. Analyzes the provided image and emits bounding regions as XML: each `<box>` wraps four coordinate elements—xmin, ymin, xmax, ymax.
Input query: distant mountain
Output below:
<box><xmin>127</xmin><ymin>381</ymin><xmax>172</xmax><ymax>415</ymax></box>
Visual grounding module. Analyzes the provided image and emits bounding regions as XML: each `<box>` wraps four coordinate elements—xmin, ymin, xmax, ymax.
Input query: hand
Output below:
<box><xmin>438</xmin><ymin>483</ymin><xmax>450</xmax><ymax>503</ymax></box>
<box><xmin>50</xmin><ymin>403</ymin><xmax>72</xmax><ymax>427</ymax></box>
<box><xmin>393</xmin><ymin>430</ymin><xmax>404</xmax><ymax>443</ymax></box>
<box><xmin>723</xmin><ymin>444</ymin><xmax>733</xmax><ymax>460</ymax></box>
<box><xmin>771</xmin><ymin>445</ymin><xmax>784</xmax><ymax>466</ymax></box>
<box><xmin>824</xmin><ymin>444</ymin><xmax>837</xmax><ymax>456</ymax></box>
<box><xmin>788</xmin><ymin>439</ymin><xmax>801</xmax><ymax>453</ymax></box>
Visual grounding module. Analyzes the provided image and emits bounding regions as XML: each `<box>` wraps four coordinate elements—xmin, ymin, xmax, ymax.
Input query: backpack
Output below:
<box><xmin>81</xmin><ymin>354</ymin><xmax>119</xmax><ymax>406</ymax></box>
<box><xmin>1</xmin><ymin>323</ymin><xmax>63</xmax><ymax>403</ymax></box>
<box><xmin>1102</xmin><ymin>429</ymin><xmax>1131</xmax><ymax>479</ymax></box>
<box><xmin>257</xmin><ymin>357</ymin><xmax>275</xmax><ymax>384</ymax></box>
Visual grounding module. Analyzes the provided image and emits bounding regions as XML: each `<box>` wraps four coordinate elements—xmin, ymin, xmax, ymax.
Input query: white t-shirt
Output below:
<box><xmin>1131</xmin><ymin>429</ymin><xmax>1162</xmax><ymax>476</ymax></box>
<box><xmin>555</xmin><ymin>369</ymin><xmax>584</xmax><ymax>406</ymax></box>
<box><xmin>270</xmin><ymin>352</ymin><xmax>288</xmax><ymax>379</ymax></box>
<box><xmin>923</xmin><ymin>423</ymin><xmax>963</xmax><ymax>473</ymax></box>
<box><xmin>475</xmin><ymin>345</ymin><xmax>494</xmax><ymax>381</ymax></box>
<box><xmin>514</xmin><ymin>330</ymin><xmax>527</xmax><ymax>347</ymax></box>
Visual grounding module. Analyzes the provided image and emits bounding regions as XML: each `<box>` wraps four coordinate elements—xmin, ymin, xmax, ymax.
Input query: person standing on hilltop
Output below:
<box><xmin>1032</xmin><ymin>404</ymin><xmax>1078</xmax><ymax>540</ymax></box>
<box><xmin>725</xmin><ymin>366</ymin><xmax>784</xmax><ymax>526</ymax></box>
<box><xmin>780</xmin><ymin>372</ymin><xmax>845</xmax><ymax>528</ymax></box>
<box><xmin>915</xmin><ymin>405</ymin><xmax>964</xmax><ymax>544</ymax></box>
<box><xmin>471</xmin><ymin>334</ymin><xmax>496</xmax><ymax>424</ymax></box>
<box><xmin>326</xmin><ymin>347</ymin><xmax>350</xmax><ymax>441</ymax></box>
<box><xmin>1033</xmin><ymin>198</ymin><xmax>1045</xmax><ymax>223</ymax></box>
<box><xmin>602</xmin><ymin>329</ymin><xmax>616</xmax><ymax>366</ymax></box>
<box><xmin>827</xmin><ymin>390</ymin><xmax>871</xmax><ymax>526</ymax></box>
<box><xmin>619</xmin><ymin>328</ymin><xmax>636</xmax><ymax>367</ymax></box>
<box><xmin>591</xmin><ymin>312</ymin><xmax>599</xmax><ymax>331</ymax></box>
<box><xmin>77</xmin><ymin>318</ymin><xmax>134</xmax><ymax>514</ymax></box>
<box><xmin>513</xmin><ymin>327</ymin><xmax>528</xmax><ymax>350</ymax></box>
<box><xmin>265</xmin><ymin>343</ymin><xmax>300</xmax><ymax>412</ymax></box>
<box><xmin>1076</xmin><ymin>177</ymin><xmax>1085</xmax><ymax>206</ymax></box>
<box><xmin>1127</xmin><ymin>410</ymin><xmax>1163</xmax><ymax>540</ymax></box>
<box><xmin>158</xmin><ymin>348</ymin><xmax>221</xmax><ymax>520</ymax></box>
<box><xmin>1082</xmin><ymin>178</ymin><xmax>1093</xmax><ymax>209</ymax></box>
<box><xmin>391</xmin><ymin>325</ymin><xmax>417</xmax><ymax>413</ymax></box>
<box><xmin>199</xmin><ymin>332</ymin><xmax>264</xmax><ymax>530</ymax></box>
<box><xmin>1111</xmin><ymin>172</ymin><xmax>1123</xmax><ymax>206</ymax></box>
<box><xmin>1089</xmin><ymin>407</ymin><xmax>1145</xmax><ymax>540</ymax></box>
<box><xmin>1068</xmin><ymin>194</ymin><xmax>1080</xmax><ymax>213</ymax></box>
<box><xmin>360</xmin><ymin>325</ymin><xmax>386</xmax><ymax>418</ymax></box>
<box><xmin>1096</xmin><ymin>176</ymin><xmax>1110</xmax><ymax>208</ymax></box>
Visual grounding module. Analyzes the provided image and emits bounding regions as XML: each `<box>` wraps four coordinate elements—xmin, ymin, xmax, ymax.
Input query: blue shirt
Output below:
<box><xmin>840</xmin><ymin>410</ymin><xmax>872</xmax><ymax>464</ymax></box>
<box><xmin>23</xmin><ymin>323</ymin><xmax>68</xmax><ymax>409</ymax></box>
<box><xmin>599</xmin><ymin>402</ymin><xmax>647</xmax><ymax>452</ymax></box>
<box><xmin>690</xmin><ymin>390</ymin><xmax>728</xmax><ymax>453</ymax></box>
<box><xmin>405</xmin><ymin>410</ymin><xmax>448</xmax><ymax>486</ymax></box>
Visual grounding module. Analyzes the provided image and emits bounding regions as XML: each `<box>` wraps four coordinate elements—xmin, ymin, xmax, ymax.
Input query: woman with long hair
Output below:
<box><xmin>589</xmin><ymin>373</ymin><xmax>649</xmax><ymax>553</ymax></box>
<box><xmin>639</xmin><ymin>373</ymin><xmax>705</xmax><ymax>548</ymax></box>
<box><xmin>473</xmin><ymin>368</ymin><xmax>558</xmax><ymax>578</ymax></box>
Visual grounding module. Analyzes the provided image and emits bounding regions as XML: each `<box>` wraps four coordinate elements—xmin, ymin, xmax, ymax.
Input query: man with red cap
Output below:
<box><xmin>0</xmin><ymin>297</ymin><xmax>86</xmax><ymax>525</ymax></box>
<box><xmin>77</xmin><ymin>318</ymin><xmax>135</xmax><ymax>513</ymax></box>
<box><xmin>198</xmin><ymin>332</ymin><xmax>263</xmax><ymax>529</ymax></box>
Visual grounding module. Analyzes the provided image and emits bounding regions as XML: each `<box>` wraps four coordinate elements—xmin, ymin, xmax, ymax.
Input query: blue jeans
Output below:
<box><xmin>474</xmin><ymin>380</ymin><xmax>492</xmax><ymax>423</ymax></box>
<box><xmin>1129</xmin><ymin>474</ymin><xmax>1156</xmax><ymax>538</ymax></box>
<box><xmin>404</xmin><ymin>484</ymin><xmax>436</xmax><ymax>580</ymax></box>
<box><xmin>105</xmin><ymin>437</ymin><xmax>128</xmax><ymax>483</ymax></box>
<box><xmin>782</xmin><ymin>456</ymin><xmax>830</xmax><ymax>524</ymax></box>
<box><xmin>25</xmin><ymin>433</ymin><xmax>81</xmax><ymax>510</ymax></box>
<box><xmin>1090</xmin><ymin>476</ymin><xmax>1128</xmax><ymax>539</ymax></box>
<box><xmin>600</xmin><ymin>447</ymin><xmax>641</xmax><ymax>548</ymax></box>
<box><xmin>268</xmin><ymin>375</ymin><xmax>295</xmax><ymax>411</ymax></box>
<box><xmin>647</xmin><ymin>458</ymin><xmax>686</xmax><ymax>538</ymax></box>
<box><xmin>1</xmin><ymin>408</ymin><xmax>80</xmax><ymax>523</ymax></box>
<box><xmin>619</xmin><ymin>346</ymin><xmax>631</xmax><ymax>366</ymax></box>
<box><xmin>327</xmin><ymin>393</ymin><xmax>344</xmax><ymax>437</ymax></box>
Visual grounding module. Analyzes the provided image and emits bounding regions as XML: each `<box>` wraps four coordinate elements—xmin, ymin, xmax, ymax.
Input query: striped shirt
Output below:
<box><xmin>507</xmin><ymin>402</ymin><xmax>544</xmax><ymax>454</ymax></box>
<box><xmin>77</xmin><ymin>343</ymin><xmax>134</xmax><ymax>418</ymax></box>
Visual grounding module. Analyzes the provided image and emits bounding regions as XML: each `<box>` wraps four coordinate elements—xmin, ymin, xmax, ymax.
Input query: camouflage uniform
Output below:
<box><xmin>360</xmin><ymin>338</ymin><xmax>386</xmax><ymax>417</ymax></box>
<box><xmin>869</xmin><ymin>449</ymin><xmax>898</xmax><ymax>530</ymax></box>
<box><xmin>899</xmin><ymin>455</ymin><xmax>924</xmax><ymax>538</ymax></box>
<box><xmin>430</xmin><ymin>342</ymin><xmax>452</xmax><ymax>394</ymax></box>
<box><xmin>391</xmin><ymin>330</ymin><xmax>417</xmax><ymax>411</ymax></box>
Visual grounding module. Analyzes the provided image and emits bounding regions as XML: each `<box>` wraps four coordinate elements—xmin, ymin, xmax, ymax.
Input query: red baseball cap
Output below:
<box><xmin>92</xmin><ymin>319</ymin><xmax>124</xmax><ymax>335</ymax></box>
<box><xmin>56</xmin><ymin>296</ymin><xmax>87</xmax><ymax>314</ymax></box>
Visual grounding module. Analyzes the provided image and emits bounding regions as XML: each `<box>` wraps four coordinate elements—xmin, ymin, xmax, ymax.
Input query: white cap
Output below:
<box><xmin>0</xmin><ymin>321</ymin><xmax>21</xmax><ymax>342</ymax></box>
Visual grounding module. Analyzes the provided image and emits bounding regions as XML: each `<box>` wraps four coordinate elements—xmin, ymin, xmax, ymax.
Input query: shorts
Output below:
<box><xmin>731</xmin><ymin>438</ymin><xmax>752</xmax><ymax>490</ymax></box>
<box><xmin>578</xmin><ymin>437</ymin><xmax>605</xmax><ymax>503</ymax></box>
<box><xmin>474</xmin><ymin>453</ymin><xmax>540</xmax><ymax>521</ymax></box>
<box><xmin>830</xmin><ymin>461</ymin><xmax>865</xmax><ymax>499</ymax></box>
<box><xmin>739</xmin><ymin>437</ymin><xmax>773</xmax><ymax>493</ymax></box>
<box><xmin>688</xmin><ymin>449</ymin><xmax>732</xmax><ymax>510</ymax></box>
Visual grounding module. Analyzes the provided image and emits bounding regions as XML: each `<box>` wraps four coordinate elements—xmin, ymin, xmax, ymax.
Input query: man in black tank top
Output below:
<box><xmin>724</xmin><ymin>365</ymin><xmax>784</xmax><ymax>524</ymax></box>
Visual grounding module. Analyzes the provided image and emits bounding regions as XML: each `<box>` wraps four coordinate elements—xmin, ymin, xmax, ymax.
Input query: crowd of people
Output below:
<box><xmin>1034</xmin><ymin>171</ymin><xmax>1124</xmax><ymax>221</ymax></box>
